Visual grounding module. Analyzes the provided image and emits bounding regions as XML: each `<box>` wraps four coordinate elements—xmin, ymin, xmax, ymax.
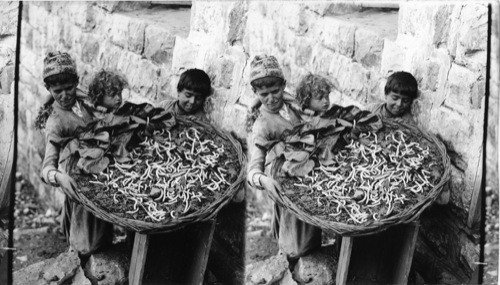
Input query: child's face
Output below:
<box><xmin>178</xmin><ymin>88</ymin><xmax>206</xmax><ymax>114</ymax></box>
<box><xmin>253</xmin><ymin>82</ymin><xmax>285</xmax><ymax>113</ymax></box>
<box><xmin>308</xmin><ymin>92</ymin><xmax>330</xmax><ymax>112</ymax></box>
<box><xmin>101</xmin><ymin>90</ymin><xmax>123</xmax><ymax>112</ymax></box>
<box><xmin>385</xmin><ymin>92</ymin><xmax>413</xmax><ymax>116</ymax></box>
<box><xmin>48</xmin><ymin>82</ymin><xmax>78</xmax><ymax>109</ymax></box>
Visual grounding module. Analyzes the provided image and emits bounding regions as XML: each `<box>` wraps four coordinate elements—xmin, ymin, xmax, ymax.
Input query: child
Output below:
<box><xmin>87</xmin><ymin>69</ymin><xmax>126</xmax><ymax>118</ymax></box>
<box><xmin>368</xmin><ymin>71</ymin><xmax>418</xmax><ymax>125</ymax></box>
<box><xmin>247</xmin><ymin>55</ymin><xmax>321</xmax><ymax>268</ymax></box>
<box><xmin>368</xmin><ymin>71</ymin><xmax>450</xmax><ymax>204</ymax></box>
<box><xmin>157</xmin><ymin>68</ymin><xmax>212</xmax><ymax>121</ymax></box>
<box><xmin>37</xmin><ymin>52</ymin><xmax>113</xmax><ymax>256</ymax></box>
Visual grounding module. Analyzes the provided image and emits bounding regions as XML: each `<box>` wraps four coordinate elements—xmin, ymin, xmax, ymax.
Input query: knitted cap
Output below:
<box><xmin>43</xmin><ymin>51</ymin><xmax>77</xmax><ymax>80</ymax></box>
<box><xmin>249</xmin><ymin>54</ymin><xmax>284</xmax><ymax>83</ymax></box>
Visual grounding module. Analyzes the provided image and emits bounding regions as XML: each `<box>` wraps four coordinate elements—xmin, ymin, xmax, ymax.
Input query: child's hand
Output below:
<box><xmin>259</xmin><ymin>176</ymin><xmax>282</xmax><ymax>201</ymax></box>
<box><xmin>55</xmin><ymin>172</ymin><xmax>79</xmax><ymax>201</ymax></box>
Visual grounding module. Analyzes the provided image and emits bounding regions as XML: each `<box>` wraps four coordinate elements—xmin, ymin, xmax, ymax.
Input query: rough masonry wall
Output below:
<box><xmin>18</xmin><ymin>1</ymin><xmax>489</xmax><ymax>283</ymax></box>
<box><xmin>0</xmin><ymin>1</ymin><xmax>17</xmax><ymax>95</ymax></box>
<box><xmin>188</xmin><ymin>2</ymin><xmax>487</xmax><ymax>282</ymax></box>
<box><xmin>0</xmin><ymin>1</ymin><xmax>17</xmax><ymax>211</ymax></box>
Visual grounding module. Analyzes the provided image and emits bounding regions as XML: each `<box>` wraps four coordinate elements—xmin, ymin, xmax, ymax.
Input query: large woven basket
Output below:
<box><xmin>66</xmin><ymin>117</ymin><xmax>246</xmax><ymax>234</ymax></box>
<box><xmin>269</xmin><ymin>119</ymin><xmax>451</xmax><ymax>236</ymax></box>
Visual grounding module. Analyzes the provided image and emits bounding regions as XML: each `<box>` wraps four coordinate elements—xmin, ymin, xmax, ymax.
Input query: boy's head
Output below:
<box><xmin>249</xmin><ymin>55</ymin><xmax>286</xmax><ymax>113</ymax></box>
<box><xmin>43</xmin><ymin>52</ymin><xmax>79</xmax><ymax>110</ymax></box>
<box><xmin>384</xmin><ymin>71</ymin><xmax>418</xmax><ymax>117</ymax></box>
<box><xmin>177</xmin><ymin>68</ymin><xmax>212</xmax><ymax>114</ymax></box>
<box><xmin>88</xmin><ymin>70</ymin><xmax>127</xmax><ymax>112</ymax></box>
<box><xmin>296</xmin><ymin>73</ymin><xmax>333</xmax><ymax>112</ymax></box>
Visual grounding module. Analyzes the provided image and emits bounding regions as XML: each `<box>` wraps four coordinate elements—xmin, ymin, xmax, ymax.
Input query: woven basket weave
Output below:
<box><xmin>269</xmin><ymin>119</ymin><xmax>451</xmax><ymax>237</ymax></box>
<box><xmin>66</xmin><ymin>117</ymin><xmax>246</xmax><ymax>234</ymax></box>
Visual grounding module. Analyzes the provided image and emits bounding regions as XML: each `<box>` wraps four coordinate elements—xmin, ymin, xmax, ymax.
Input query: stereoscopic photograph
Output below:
<box><xmin>4</xmin><ymin>1</ymin><xmax>499</xmax><ymax>285</ymax></box>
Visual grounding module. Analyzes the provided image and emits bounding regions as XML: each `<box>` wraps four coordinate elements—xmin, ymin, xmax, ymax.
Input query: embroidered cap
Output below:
<box><xmin>249</xmin><ymin>54</ymin><xmax>284</xmax><ymax>83</ymax></box>
<box><xmin>43</xmin><ymin>51</ymin><xmax>77</xmax><ymax>80</ymax></box>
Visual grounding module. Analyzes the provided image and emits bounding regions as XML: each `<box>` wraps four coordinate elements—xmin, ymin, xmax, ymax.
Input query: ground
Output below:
<box><xmin>13</xmin><ymin>174</ymin><xmax>68</xmax><ymax>271</ymax></box>
<box><xmin>5</xmin><ymin>173</ymin><xmax>500</xmax><ymax>284</ymax></box>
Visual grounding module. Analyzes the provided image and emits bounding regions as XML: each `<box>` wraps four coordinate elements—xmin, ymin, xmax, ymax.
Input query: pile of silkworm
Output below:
<box><xmin>87</xmin><ymin>127</ymin><xmax>234</xmax><ymax>222</ymax></box>
<box><xmin>289</xmin><ymin>130</ymin><xmax>440</xmax><ymax>224</ymax></box>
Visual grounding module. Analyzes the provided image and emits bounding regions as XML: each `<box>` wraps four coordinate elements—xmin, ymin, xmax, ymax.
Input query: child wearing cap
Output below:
<box><xmin>157</xmin><ymin>68</ymin><xmax>212</xmax><ymax>121</ymax></box>
<box><xmin>36</xmin><ymin>52</ymin><xmax>112</xmax><ymax>256</ymax></box>
<box><xmin>247</xmin><ymin>55</ymin><xmax>322</xmax><ymax>269</ymax></box>
<box><xmin>368</xmin><ymin>71</ymin><xmax>418</xmax><ymax>125</ymax></box>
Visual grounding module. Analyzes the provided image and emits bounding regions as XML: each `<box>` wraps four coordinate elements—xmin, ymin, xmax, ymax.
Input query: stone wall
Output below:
<box><xmin>0</xmin><ymin>1</ymin><xmax>17</xmax><ymax>213</ymax></box>
<box><xmin>0</xmin><ymin>1</ymin><xmax>17</xmax><ymax>95</ymax></box>
<box><xmin>17</xmin><ymin>1</ymin><xmax>489</xmax><ymax>283</ymax></box>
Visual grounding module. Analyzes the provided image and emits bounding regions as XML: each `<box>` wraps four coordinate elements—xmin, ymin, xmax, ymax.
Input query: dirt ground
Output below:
<box><xmin>13</xmin><ymin>174</ymin><xmax>68</xmax><ymax>271</ymax></box>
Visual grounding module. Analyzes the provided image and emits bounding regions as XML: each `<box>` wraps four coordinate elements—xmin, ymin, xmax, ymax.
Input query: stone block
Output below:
<box><xmin>21</xmin><ymin>22</ymin><xmax>34</xmax><ymax>50</ymax></box>
<box><xmin>294</xmin><ymin>37</ymin><xmax>314</xmax><ymax>67</ymax></box>
<box><xmin>42</xmin><ymin>250</ymin><xmax>80</xmax><ymax>284</ymax></box>
<box><xmin>72</xmin><ymin>267</ymin><xmax>91</xmax><ymax>285</ymax></box>
<box><xmin>459</xmin><ymin>235</ymin><xmax>479</xmax><ymax>272</ymax></box>
<box><xmin>28</xmin><ymin>4</ymin><xmax>49</xmax><ymax>34</ymax></box>
<box><xmin>398</xmin><ymin>3</ymin><xmax>434</xmax><ymax>41</ymax></box>
<box><xmin>332</xmin><ymin>58</ymin><xmax>370</xmax><ymax>102</ymax></box>
<box><xmin>81</xmin><ymin>35</ymin><xmax>101</xmax><ymax>64</ymax></box>
<box><xmin>227</xmin><ymin>2</ymin><xmax>248</xmax><ymax>45</ymax></box>
<box><xmin>95</xmin><ymin>1</ymin><xmax>151</xmax><ymax>13</ymax></box>
<box><xmin>245</xmin><ymin>252</ymin><xmax>289</xmax><ymax>285</ymax></box>
<box><xmin>171</xmin><ymin>37</ymin><xmax>200</xmax><ymax>74</ymax></box>
<box><xmin>144</xmin><ymin>25</ymin><xmax>176</xmax><ymax>67</ymax></box>
<box><xmin>108</xmin><ymin>14</ymin><xmax>147</xmax><ymax>54</ymax></box>
<box><xmin>455</xmin><ymin>4</ymin><xmax>488</xmax><ymax>57</ymax></box>
<box><xmin>432</xmin><ymin>4</ymin><xmax>454</xmax><ymax>46</ymax></box>
<box><xmin>85</xmin><ymin>247</ymin><xmax>129</xmax><ymax>285</ymax></box>
<box><xmin>96</xmin><ymin>41</ymin><xmax>123</xmax><ymax>71</ymax></box>
<box><xmin>316</xmin><ymin>17</ymin><xmax>356</xmax><ymax>57</ymax></box>
<box><xmin>52</xmin><ymin>2</ymin><xmax>96</xmax><ymax>32</ymax></box>
<box><xmin>354</xmin><ymin>28</ymin><xmax>384</xmax><ymax>69</ymax></box>
<box><xmin>32</xmin><ymin>28</ymin><xmax>47</xmax><ymax>54</ymax></box>
<box><xmin>13</xmin><ymin>259</ymin><xmax>49</xmax><ymax>285</ymax></box>
<box><xmin>292</xmin><ymin>245</ymin><xmax>337</xmax><ymax>285</ymax></box>
<box><xmin>449</xmin><ymin>165</ymin><xmax>467</xmax><ymax>210</ymax></box>
<box><xmin>311</xmin><ymin>45</ymin><xmax>336</xmax><ymax>75</ymax></box>
<box><xmin>309</xmin><ymin>2</ymin><xmax>362</xmax><ymax>16</ymax></box>
<box><xmin>0</xmin><ymin>65</ymin><xmax>14</xmax><ymax>94</ymax></box>
<box><xmin>444</xmin><ymin>64</ymin><xmax>479</xmax><ymax>111</ymax></box>
<box><xmin>380</xmin><ymin>39</ymin><xmax>408</xmax><ymax>76</ymax></box>
<box><xmin>471</xmin><ymin>79</ymin><xmax>485</xmax><ymax>109</ymax></box>
<box><xmin>191</xmin><ymin>1</ymin><xmax>229</xmax><ymax>36</ymax></box>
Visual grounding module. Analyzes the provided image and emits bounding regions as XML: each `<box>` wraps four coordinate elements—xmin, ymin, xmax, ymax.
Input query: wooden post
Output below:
<box><xmin>391</xmin><ymin>221</ymin><xmax>420</xmax><ymax>284</ymax></box>
<box><xmin>336</xmin><ymin>236</ymin><xmax>353</xmax><ymax>285</ymax></box>
<box><xmin>185</xmin><ymin>219</ymin><xmax>217</xmax><ymax>285</ymax></box>
<box><xmin>129</xmin><ymin>233</ymin><xmax>150</xmax><ymax>285</ymax></box>
<box><xmin>140</xmin><ymin>218</ymin><xmax>217</xmax><ymax>284</ymax></box>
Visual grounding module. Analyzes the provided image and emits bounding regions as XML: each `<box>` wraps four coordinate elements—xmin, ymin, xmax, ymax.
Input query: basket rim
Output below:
<box><xmin>269</xmin><ymin>119</ymin><xmax>451</xmax><ymax>236</ymax></box>
<box><xmin>67</xmin><ymin>116</ymin><xmax>247</xmax><ymax>234</ymax></box>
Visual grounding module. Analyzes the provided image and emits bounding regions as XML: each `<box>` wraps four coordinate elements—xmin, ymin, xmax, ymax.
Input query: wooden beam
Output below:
<box><xmin>336</xmin><ymin>236</ymin><xmax>354</xmax><ymax>285</ymax></box>
<box><xmin>392</xmin><ymin>221</ymin><xmax>420</xmax><ymax>284</ymax></box>
<box><xmin>129</xmin><ymin>233</ymin><xmax>150</xmax><ymax>285</ymax></box>
<box><xmin>467</xmin><ymin>148</ymin><xmax>483</xmax><ymax>228</ymax></box>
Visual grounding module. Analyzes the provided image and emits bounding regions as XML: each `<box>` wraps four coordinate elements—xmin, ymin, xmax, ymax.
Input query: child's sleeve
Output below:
<box><xmin>40</xmin><ymin>118</ymin><xmax>63</xmax><ymax>185</ymax></box>
<box><xmin>247</xmin><ymin>122</ymin><xmax>268</xmax><ymax>188</ymax></box>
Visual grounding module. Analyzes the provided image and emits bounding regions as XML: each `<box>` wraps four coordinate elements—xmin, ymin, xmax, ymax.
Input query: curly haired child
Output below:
<box><xmin>87</xmin><ymin>69</ymin><xmax>127</xmax><ymax>117</ymax></box>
